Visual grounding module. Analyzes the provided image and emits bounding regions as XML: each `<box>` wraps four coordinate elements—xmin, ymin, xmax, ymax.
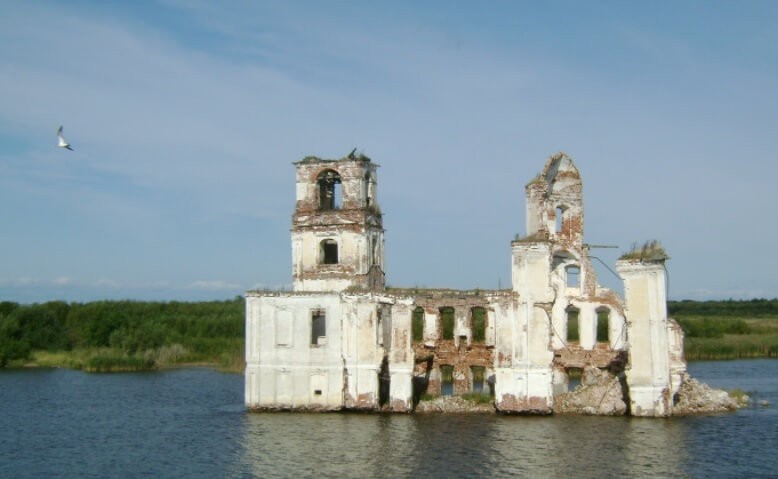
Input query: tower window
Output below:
<box><xmin>318</xmin><ymin>169</ymin><xmax>342</xmax><ymax>210</ymax></box>
<box><xmin>320</xmin><ymin>239</ymin><xmax>338</xmax><ymax>264</ymax></box>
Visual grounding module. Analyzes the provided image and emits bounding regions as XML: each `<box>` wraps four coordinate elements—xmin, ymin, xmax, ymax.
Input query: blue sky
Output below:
<box><xmin>1</xmin><ymin>0</ymin><xmax>777</xmax><ymax>303</ymax></box>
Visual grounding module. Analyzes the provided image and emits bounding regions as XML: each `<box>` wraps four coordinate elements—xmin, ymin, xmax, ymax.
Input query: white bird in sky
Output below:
<box><xmin>57</xmin><ymin>125</ymin><xmax>73</xmax><ymax>151</ymax></box>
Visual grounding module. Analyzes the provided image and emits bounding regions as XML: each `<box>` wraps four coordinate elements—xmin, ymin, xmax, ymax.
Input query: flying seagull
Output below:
<box><xmin>57</xmin><ymin>125</ymin><xmax>73</xmax><ymax>151</ymax></box>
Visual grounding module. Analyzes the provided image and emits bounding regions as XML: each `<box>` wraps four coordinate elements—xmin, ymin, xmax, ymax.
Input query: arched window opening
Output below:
<box><xmin>318</xmin><ymin>169</ymin><xmax>342</xmax><ymax>210</ymax></box>
<box><xmin>439</xmin><ymin>307</ymin><xmax>455</xmax><ymax>340</ymax></box>
<box><xmin>320</xmin><ymin>239</ymin><xmax>338</xmax><ymax>264</ymax></box>
<box><xmin>412</xmin><ymin>307</ymin><xmax>424</xmax><ymax>342</ymax></box>
<box><xmin>471</xmin><ymin>307</ymin><xmax>486</xmax><ymax>343</ymax></box>
<box><xmin>566</xmin><ymin>265</ymin><xmax>580</xmax><ymax>288</ymax></box>
<box><xmin>556</xmin><ymin>206</ymin><xmax>565</xmax><ymax>233</ymax></box>
<box><xmin>597</xmin><ymin>307</ymin><xmax>610</xmax><ymax>343</ymax></box>
<box><xmin>566</xmin><ymin>306</ymin><xmax>580</xmax><ymax>342</ymax></box>
<box><xmin>440</xmin><ymin>365</ymin><xmax>454</xmax><ymax>396</ymax></box>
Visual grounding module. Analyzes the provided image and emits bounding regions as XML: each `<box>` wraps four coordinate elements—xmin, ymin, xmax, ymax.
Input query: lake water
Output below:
<box><xmin>1</xmin><ymin>360</ymin><xmax>776</xmax><ymax>478</ymax></box>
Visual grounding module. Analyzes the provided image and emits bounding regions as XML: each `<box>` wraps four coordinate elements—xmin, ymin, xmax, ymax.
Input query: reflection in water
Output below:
<box><xmin>240</xmin><ymin>413</ymin><xmax>693</xmax><ymax>478</ymax></box>
<box><xmin>242</xmin><ymin>414</ymin><xmax>421</xmax><ymax>478</ymax></box>
<box><xmin>490</xmin><ymin>416</ymin><xmax>689</xmax><ymax>478</ymax></box>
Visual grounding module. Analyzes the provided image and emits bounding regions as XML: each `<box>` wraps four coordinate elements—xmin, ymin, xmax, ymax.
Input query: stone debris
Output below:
<box><xmin>552</xmin><ymin>367</ymin><xmax>627</xmax><ymax>416</ymax></box>
<box><xmin>672</xmin><ymin>374</ymin><xmax>743</xmax><ymax>415</ymax></box>
<box><xmin>414</xmin><ymin>396</ymin><xmax>494</xmax><ymax>413</ymax></box>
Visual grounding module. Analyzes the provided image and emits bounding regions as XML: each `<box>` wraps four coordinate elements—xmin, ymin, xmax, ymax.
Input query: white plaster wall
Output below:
<box><xmin>245</xmin><ymin>293</ymin><xmax>345</xmax><ymax>410</ymax></box>
<box><xmin>423</xmin><ymin>309</ymin><xmax>438</xmax><ymax>346</ymax></box>
<box><xmin>292</xmin><ymin>227</ymin><xmax>383</xmax><ymax>292</ymax></box>
<box><xmin>609</xmin><ymin>309</ymin><xmax>627</xmax><ymax>350</ymax></box>
<box><xmin>578</xmin><ymin>305</ymin><xmax>597</xmax><ymax>350</ymax></box>
<box><xmin>493</xmin><ymin>297</ymin><xmax>554</xmax><ymax>412</ymax></box>
<box><xmin>454</xmin><ymin>306</ymin><xmax>469</xmax><ymax>347</ymax></box>
<box><xmin>388</xmin><ymin>299</ymin><xmax>414</xmax><ymax>410</ymax></box>
<box><xmin>527</xmin><ymin>306</ymin><xmax>554</xmax><ymax>368</ymax></box>
<box><xmin>493</xmin><ymin>299</ymin><xmax>520</xmax><ymax>367</ymax></box>
<box><xmin>618</xmin><ymin>260</ymin><xmax>672</xmax><ymax>417</ymax></box>
<box><xmin>550</xmin><ymin>297</ymin><xmax>568</xmax><ymax>349</ymax></box>
<box><xmin>667</xmin><ymin>320</ymin><xmax>687</xmax><ymax>396</ymax></box>
<box><xmin>512</xmin><ymin>243</ymin><xmax>552</xmax><ymax>301</ymax></box>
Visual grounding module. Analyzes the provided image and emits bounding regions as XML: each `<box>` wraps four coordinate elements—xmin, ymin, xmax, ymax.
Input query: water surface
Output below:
<box><xmin>1</xmin><ymin>360</ymin><xmax>776</xmax><ymax>478</ymax></box>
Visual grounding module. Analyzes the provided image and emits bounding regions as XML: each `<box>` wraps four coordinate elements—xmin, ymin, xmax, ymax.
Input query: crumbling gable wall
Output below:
<box><xmin>498</xmin><ymin>153</ymin><xmax>635</xmax><ymax>413</ymax></box>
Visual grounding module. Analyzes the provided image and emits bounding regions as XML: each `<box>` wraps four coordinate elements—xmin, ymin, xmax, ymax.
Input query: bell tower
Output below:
<box><xmin>291</xmin><ymin>153</ymin><xmax>385</xmax><ymax>292</ymax></box>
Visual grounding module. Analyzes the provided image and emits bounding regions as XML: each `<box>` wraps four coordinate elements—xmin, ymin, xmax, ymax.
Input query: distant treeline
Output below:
<box><xmin>668</xmin><ymin>299</ymin><xmax>778</xmax><ymax>359</ymax></box>
<box><xmin>668</xmin><ymin>298</ymin><xmax>778</xmax><ymax>318</ymax></box>
<box><xmin>0</xmin><ymin>298</ymin><xmax>243</xmax><ymax>369</ymax></box>
<box><xmin>2</xmin><ymin>297</ymin><xmax>778</xmax><ymax>369</ymax></box>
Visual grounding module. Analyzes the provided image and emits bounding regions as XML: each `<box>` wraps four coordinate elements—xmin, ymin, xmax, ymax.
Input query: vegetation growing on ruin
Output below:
<box><xmin>619</xmin><ymin>240</ymin><xmax>669</xmax><ymax>261</ymax></box>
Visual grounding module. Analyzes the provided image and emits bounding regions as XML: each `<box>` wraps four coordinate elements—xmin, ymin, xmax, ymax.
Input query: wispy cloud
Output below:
<box><xmin>1</xmin><ymin>1</ymin><xmax>777</xmax><ymax>301</ymax></box>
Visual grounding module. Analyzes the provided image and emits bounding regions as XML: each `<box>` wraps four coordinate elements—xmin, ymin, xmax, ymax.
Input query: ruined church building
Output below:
<box><xmin>245</xmin><ymin>152</ymin><xmax>687</xmax><ymax>416</ymax></box>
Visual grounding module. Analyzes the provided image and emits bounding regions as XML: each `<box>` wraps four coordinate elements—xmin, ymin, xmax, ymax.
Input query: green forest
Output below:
<box><xmin>0</xmin><ymin>298</ymin><xmax>244</xmax><ymax>372</ymax></box>
<box><xmin>1</xmin><ymin>297</ymin><xmax>777</xmax><ymax>371</ymax></box>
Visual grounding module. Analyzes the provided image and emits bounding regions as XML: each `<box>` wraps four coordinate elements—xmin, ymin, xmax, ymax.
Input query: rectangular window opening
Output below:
<box><xmin>311</xmin><ymin>310</ymin><xmax>326</xmax><ymax>346</ymax></box>
<box><xmin>471</xmin><ymin>307</ymin><xmax>486</xmax><ymax>343</ymax></box>
<box><xmin>440</xmin><ymin>307</ymin><xmax>455</xmax><ymax>340</ymax></box>
<box><xmin>411</xmin><ymin>307</ymin><xmax>424</xmax><ymax>342</ymax></box>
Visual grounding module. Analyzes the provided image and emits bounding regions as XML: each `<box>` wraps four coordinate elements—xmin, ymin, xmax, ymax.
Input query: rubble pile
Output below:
<box><xmin>672</xmin><ymin>374</ymin><xmax>743</xmax><ymax>415</ymax></box>
<box><xmin>553</xmin><ymin>367</ymin><xmax>628</xmax><ymax>416</ymax></box>
<box><xmin>414</xmin><ymin>396</ymin><xmax>494</xmax><ymax>413</ymax></box>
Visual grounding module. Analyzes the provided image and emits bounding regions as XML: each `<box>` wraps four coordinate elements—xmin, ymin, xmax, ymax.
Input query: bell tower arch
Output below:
<box><xmin>291</xmin><ymin>153</ymin><xmax>385</xmax><ymax>292</ymax></box>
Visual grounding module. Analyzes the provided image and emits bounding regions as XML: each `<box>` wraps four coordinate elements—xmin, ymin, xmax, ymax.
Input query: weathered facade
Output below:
<box><xmin>245</xmin><ymin>152</ymin><xmax>688</xmax><ymax>416</ymax></box>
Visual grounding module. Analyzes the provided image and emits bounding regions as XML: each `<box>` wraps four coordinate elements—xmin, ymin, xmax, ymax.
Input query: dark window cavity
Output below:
<box><xmin>321</xmin><ymin>239</ymin><xmax>338</xmax><ymax>264</ymax></box>
<box><xmin>311</xmin><ymin>310</ymin><xmax>326</xmax><ymax>346</ymax></box>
